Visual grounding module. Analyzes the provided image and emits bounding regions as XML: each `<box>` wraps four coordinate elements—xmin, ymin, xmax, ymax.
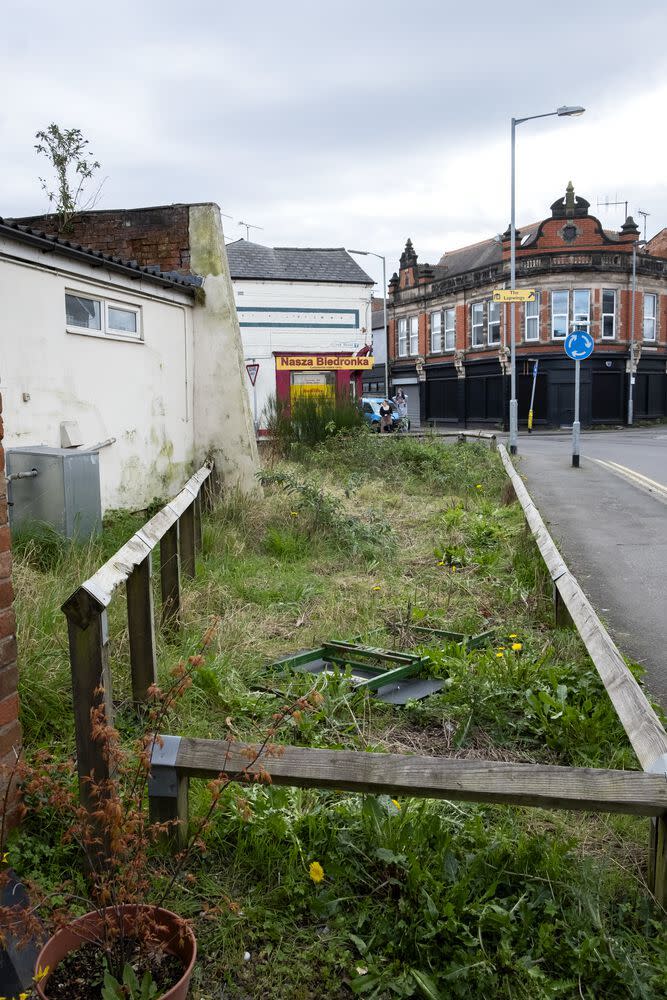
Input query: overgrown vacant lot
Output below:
<box><xmin>12</xmin><ymin>435</ymin><xmax>667</xmax><ymax>998</ymax></box>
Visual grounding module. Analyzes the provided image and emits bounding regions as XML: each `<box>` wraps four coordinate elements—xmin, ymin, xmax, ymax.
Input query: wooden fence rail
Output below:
<box><xmin>498</xmin><ymin>443</ymin><xmax>667</xmax><ymax>903</ymax></box>
<box><xmin>61</xmin><ymin>465</ymin><xmax>212</xmax><ymax>813</ymax></box>
<box><xmin>148</xmin><ymin>738</ymin><xmax>667</xmax><ymax>840</ymax></box>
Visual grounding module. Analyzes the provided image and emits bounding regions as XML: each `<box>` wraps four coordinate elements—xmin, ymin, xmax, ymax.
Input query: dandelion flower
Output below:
<box><xmin>475</xmin><ymin>484</ymin><xmax>483</xmax><ymax>490</ymax></box>
<box><xmin>309</xmin><ymin>861</ymin><xmax>325</xmax><ymax>884</ymax></box>
<box><xmin>508</xmin><ymin>633</ymin><xmax>518</xmax><ymax>639</ymax></box>
<box><xmin>451</xmin><ymin>566</ymin><xmax>457</xmax><ymax>573</ymax></box>
<box><xmin>437</xmin><ymin>560</ymin><xmax>445</xmax><ymax>566</ymax></box>
<box><xmin>290</xmin><ymin>511</ymin><xmax>299</xmax><ymax>517</ymax></box>
<box><xmin>512</xmin><ymin>642</ymin><xmax>523</xmax><ymax>652</ymax></box>
<box><xmin>372</xmin><ymin>585</ymin><xmax>382</xmax><ymax>591</ymax></box>
<box><xmin>496</xmin><ymin>652</ymin><xmax>504</xmax><ymax>658</ymax></box>
<box><xmin>391</xmin><ymin>799</ymin><xmax>401</xmax><ymax>810</ymax></box>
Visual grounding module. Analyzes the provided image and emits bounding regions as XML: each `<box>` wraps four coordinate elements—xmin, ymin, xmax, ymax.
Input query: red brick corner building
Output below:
<box><xmin>388</xmin><ymin>184</ymin><xmax>667</xmax><ymax>428</ymax></box>
<box><xmin>0</xmin><ymin>394</ymin><xmax>21</xmax><ymax>831</ymax></box>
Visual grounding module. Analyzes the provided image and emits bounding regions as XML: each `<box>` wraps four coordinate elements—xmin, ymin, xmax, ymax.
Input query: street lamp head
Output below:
<box><xmin>556</xmin><ymin>105</ymin><xmax>585</xmax><ymax>117</ymax></box>
<box><xmin>348</xmin><ymin>249</ymin><xmax>368</xmax><ymax>256</ymax></box>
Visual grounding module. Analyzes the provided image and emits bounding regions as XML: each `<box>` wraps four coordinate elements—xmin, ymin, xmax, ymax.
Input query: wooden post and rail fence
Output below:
<box><xmin>61</xmin><ymin>445</ymin><xmax>667</xmax><ymax>905</ymax></box>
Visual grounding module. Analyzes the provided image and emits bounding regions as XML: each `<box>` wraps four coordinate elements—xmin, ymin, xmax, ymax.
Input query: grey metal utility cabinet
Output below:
<box><xmin>7</xmin><ymin>446</ymin><xmax>102</xmax><ymax>539</ymax></box>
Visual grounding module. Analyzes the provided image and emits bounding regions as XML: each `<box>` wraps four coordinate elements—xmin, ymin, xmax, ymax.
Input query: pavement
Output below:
<box><xmin>505</xmin><ymin>427</ymin><xmax>667</xmax><ymax>706</ymax></box>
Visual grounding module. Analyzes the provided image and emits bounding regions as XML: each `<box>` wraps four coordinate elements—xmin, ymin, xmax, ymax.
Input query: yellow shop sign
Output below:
<box><xmin>275</xmin><ymin>355</ymin><xmax>375</xmax><ymax>370</ymax></box>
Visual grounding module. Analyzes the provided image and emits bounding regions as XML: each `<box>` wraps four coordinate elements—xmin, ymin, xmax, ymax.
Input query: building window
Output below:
<box><xmin>409</xmin><ymin>316</ymin><xmax>419</xmax><ymax>354</ymax></box>
<box><xmin>66</xmin><ymin>292</ymin><xmax>142</xmax><ymax>340</ymax></box>
<box><xmin>398</xmin><ymin>318</ymin><xmax>408</xmax><ymax>357</ymax></box>
<box><xmin>444</xmin><ymin>307</ymin><xmax>456</xmax><ymax>351</ymax></box>
<box><xmin>525</xmin><ymin>293</ymin><xmax>540</xmax><ymax>341</ymax></box>
<box><xmin>644</xmin><ymin>293</ymin><xmax>657</xmax><ymax>341</ymax></box>
<box><xmin>488</xmin><ymin>301</ymin><xmax>500</xmax><ymax>345</ymax></box>
<box><xmin>551</xmin><ymin>291</ymin><xmax>569</xmax><ymax>339</ymax></box>
<box><xmin>430</xmin><ymin>311</ymin><xmax>442</xmax><ymax>353</ymax></box>
<box><xmin>471</xmin><ymin>302</ymin><xmax>485</xmax><ymax>347</ymax></box>
<box><xmin>601</xmin><ymin>289</ymin><xmax>616</xmax><ymax>339</ymax></box>
<box><xmin>572</xmin><ymin>289</ymin><xmax>590</xmax><ymax>333</ymax></box>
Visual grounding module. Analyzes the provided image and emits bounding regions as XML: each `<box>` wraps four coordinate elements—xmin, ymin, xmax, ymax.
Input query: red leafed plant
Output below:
<box><xmin>0</xmin><ymin>618</ymin><xmax>322</xmax><ymax>998</ymax></box>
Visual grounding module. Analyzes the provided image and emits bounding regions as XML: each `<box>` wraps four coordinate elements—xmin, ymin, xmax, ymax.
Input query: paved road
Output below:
<box><xmin>508</xmin><ymin>428</ymin><xmax>667</xmax><ymax>706</ymax></box>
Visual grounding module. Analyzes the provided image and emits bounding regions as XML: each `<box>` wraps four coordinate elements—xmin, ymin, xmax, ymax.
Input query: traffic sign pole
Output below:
<box><xmin>572</xmin><ymin>359</ymin><xmax>581</xmax><ymax>467</ymax></box>
<box><xmin>528</xmin><ymin>359</ymin><xmax>539</xmax><ymax>432</ymax></box>
<box><xmin>563</xmin><ymin>330</ymin><xmax>594</xmax><ymax>468</ymax></box>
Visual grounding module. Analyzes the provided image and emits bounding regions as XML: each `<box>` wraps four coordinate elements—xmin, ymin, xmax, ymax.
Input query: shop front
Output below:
<box><xmin>274</xmin><ymin>352</ymin><xmax>374</xmax><ymax>409</ymax></box>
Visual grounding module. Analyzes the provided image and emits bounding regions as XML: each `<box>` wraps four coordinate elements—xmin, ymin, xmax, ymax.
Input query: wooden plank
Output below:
<box><xmin>160</xmin><ymin>522</ymin><xmax>180</xmax><ymax>628</ymax></box>
<box><xmin>499</xmin><ymin>444</ymin><xmax>667</xmax><ymax>774</ymax></box>
<box><xmin>61</xmin><ymin>590</ymin><xmax>113</xmax><ymax>811</ymax></box>
<box><xmin>180</xmin><ymin>502</ymin><xmax>196</xmax><ymax>579</ymax></box>
<box><xmin>126</xmin><ymin>554</ymin><xmax>157</xmax><ymax>707</ymax></box>
<box><xmin>73</xmin><ymin>465</ymin><xmax>211</xmax><ymax>610</ymax></box>
<box><xmin>173</xmin><ymin>739</ymin><xmax>667</xmax><ymax>817</ymax></box>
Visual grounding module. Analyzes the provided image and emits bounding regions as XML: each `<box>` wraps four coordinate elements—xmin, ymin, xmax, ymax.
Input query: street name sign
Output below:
<box><xmin>564</xmin><ymin>330</ymin><xmax>594</xmax><ymax>361</ymax></box>
<box><xmin>492</xmin><ymin>289</ymin><xmax>536</xmax><ymax>303</ymax></box>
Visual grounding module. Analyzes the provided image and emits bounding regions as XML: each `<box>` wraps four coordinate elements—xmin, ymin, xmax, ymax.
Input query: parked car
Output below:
<box><xmin>361</xmin><ymin>397</ymin><xmax>399</xmax><ymax>431</ymax></box>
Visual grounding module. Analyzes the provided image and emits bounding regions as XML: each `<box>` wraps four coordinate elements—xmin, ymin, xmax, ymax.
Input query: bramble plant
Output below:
<box><xmin>0</xmin><ymin>618</ymin><xmax>321</xmax><ymax>999</ymax></box>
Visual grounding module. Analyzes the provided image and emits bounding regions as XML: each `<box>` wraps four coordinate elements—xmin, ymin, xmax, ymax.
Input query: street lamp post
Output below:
<box><xmin>509</xmin><ymin>105</ymin><xmax>585</xmax><ymax>455</ymax></box>
<box><xmin>628</xmin><ymin>239</ymin><xmax>648</xmax><ymax>426</ymax></box>
<box><xmin>349</xmin><ymin>249</ymin><xmax>389</xmax><ymax>399</ymax></box>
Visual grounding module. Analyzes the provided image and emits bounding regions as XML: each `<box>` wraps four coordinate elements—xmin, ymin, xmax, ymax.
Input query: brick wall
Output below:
<box><xmin>14</xmin><ymin>205</ymin><xmax>192</xmax><ymax>274</ymax></box>
<box><xmin>0</xmin><ymin>394</ymin><xmax>21</xmax><ymax>834</ymax></box>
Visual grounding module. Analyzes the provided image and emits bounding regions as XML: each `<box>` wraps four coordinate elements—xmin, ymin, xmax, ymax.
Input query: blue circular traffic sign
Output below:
<box><xmin>564</xmin><ymin>329</ymin><xmax>594</xmax><ymax>361</ymax></box>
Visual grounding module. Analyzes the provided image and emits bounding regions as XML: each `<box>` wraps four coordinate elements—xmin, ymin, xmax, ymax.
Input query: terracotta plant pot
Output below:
<box><xmin>33</xmin><ymin>904</ymin><xmax>197</xmax><ymax>1000</ymax></box>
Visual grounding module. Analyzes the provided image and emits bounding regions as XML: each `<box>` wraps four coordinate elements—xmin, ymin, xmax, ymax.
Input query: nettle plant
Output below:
<box><xmin>0</xmin><ymin>620</ymin><xmax>319</xmax><ymax>1000</ymax></box>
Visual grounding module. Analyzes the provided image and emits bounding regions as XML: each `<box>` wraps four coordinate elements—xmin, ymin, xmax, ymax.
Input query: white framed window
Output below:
<box><xmin>572</xmin><ymin>289</ymin><xmax>590</xmax><ymax>333</ymax></box>
<box><xmin>525</xmin><ymin>293</ymin><xmax>540</xmax><ymax>341</ymax></box>
<box><xmin>430</xmin><ymin>311</ymin><xmax>442</xmax><ymax>353</ymax></box>
<box><xmin>601</xmin><ymin>289</ymin><xmax>616</xmax><ymax>339</ymax></box>
<box><xmin>409</xmin><ymin>316</ymin><xmax>419</xmax><ymax>355</ymax></box>
<box><xmin>644</xmin><ymin>293</ymin><xmax>657</xmax><ymax>341</ymax></box>
<box><xmin>488</xmin><ymin>300</ymin><xmax>500</xmax><ymax>345</ymax></box>
<box><xmin>471</xmin><ymin>302</ymin><xmax>485</xmax><ymax>347</ymax></box>
<box><xmin>551</xmin><ymin>290</ymin><xmax>569</xmax><ymax>339</ymax></box>
<box><xmin>444</xmin><ymin>307</ymin><xmax>456</xmax><ymax>351</ymax></box>
<box><xmin>66</xmin><ymin>291</ymin><xmax>142</xmax><ymax>341</ymax></box>
<box><xmin>397</xmin><ymin>317</ymin><xmax>408</xmax><ymax>357</ymax></box>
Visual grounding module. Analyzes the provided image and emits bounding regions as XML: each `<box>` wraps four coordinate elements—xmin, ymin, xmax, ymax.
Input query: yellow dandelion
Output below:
<box><xmin>437</xmin><ymin>560</ymin><xmax>445</xmax><ymax>566</ymax></box>
<box><xmin>508</xmin><ymin>633</ymin><xmax>518</xmax><ymax>639</ymax></box>
<box><xmin>511</xmin><ymin>642</ymin><xmax>523</xmax><ymax>652</ymax></box>
<box><xmin>451</xmin><ymin>566</ymin><xmax>457</xmax><ymax>573</ymax></box>
<box><xmin>496</xmin><ymin>652</ymin><xmax>504</xmax><ymax>658</ymax></box>
<box><xmin>34</xmin><ymin>965</ymin><xmax>50</xmax><ymax>983</ymax></box>
<box><xmin>475</xmin><ymin>484</ymin><xmax>483</xmax><ymax>490</ymax></box>
<box><xmin>309</xmin><ymin>861</ymin><xmax>324</xmax><ymax>884</ymax></box>
<box><xmin>372</xmin><ymin>585</ymin><xmax>382</xmax><ymax>591</ymax></box>
<box><xmin>290</xmin><ymin>511</ymin><xmax>299</xmax><ymax>517</ymax></box>
<box><xmin>391</xmin><ymin>799</ymin><xmax>401</xmax><ymax>810</ymax></box>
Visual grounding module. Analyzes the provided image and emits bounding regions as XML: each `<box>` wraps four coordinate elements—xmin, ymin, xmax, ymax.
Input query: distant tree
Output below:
<box><xmin>34</xmin><ymin>124</ymin><xmax>102</xmax><ymax>233</ymax></box>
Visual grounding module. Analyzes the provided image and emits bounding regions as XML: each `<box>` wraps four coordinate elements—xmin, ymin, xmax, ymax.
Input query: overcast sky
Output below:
<box><xmin>2</xmin><ymin>0</ymin><xmax>667</xmax><ymax>291</ymax></box>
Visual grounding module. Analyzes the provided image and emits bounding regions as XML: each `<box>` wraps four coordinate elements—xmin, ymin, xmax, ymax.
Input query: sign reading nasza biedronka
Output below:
<box><xmin>275</xmin><ymin>355</ymin><xmax>375</xmax><ymax>370</ymax></box>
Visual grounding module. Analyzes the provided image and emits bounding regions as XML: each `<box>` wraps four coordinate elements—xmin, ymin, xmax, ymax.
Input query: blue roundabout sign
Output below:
<box><xmin>564</xmin><ymin>330</ymin><xmax>594</xmax><ymax>361</ymax></box>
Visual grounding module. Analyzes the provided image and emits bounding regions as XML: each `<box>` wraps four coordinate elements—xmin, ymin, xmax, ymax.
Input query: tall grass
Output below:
<box><xmin>264</xmin><ymin>391</ymin><xmax>364</xmax><ymax>452</ymax></box>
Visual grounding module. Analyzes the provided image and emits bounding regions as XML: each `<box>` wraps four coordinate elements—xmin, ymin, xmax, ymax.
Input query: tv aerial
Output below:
<box><xmin>238</xmin><ymin>220</ymin><xmax>264</xmax><ymax>240</ymax></box>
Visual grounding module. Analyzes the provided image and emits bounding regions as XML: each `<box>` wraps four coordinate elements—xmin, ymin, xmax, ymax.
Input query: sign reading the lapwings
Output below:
<box><xmin>492</xmin><ymin>289</ymin><xmax>536</xmax><ymax>303</ymax></box>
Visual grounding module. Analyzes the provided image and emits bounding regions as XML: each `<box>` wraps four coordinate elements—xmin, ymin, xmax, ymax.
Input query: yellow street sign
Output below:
<box><xmin>492</xmin><ymin>289</ymin><xmax>536</xmax><ymax>303</ymax></box>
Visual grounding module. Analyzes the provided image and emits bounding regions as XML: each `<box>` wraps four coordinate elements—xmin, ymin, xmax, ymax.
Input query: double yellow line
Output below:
<box><xmin>593</xmin><ymin>458</ymin><xmax>667</xmax><ymax>503</ymax></box>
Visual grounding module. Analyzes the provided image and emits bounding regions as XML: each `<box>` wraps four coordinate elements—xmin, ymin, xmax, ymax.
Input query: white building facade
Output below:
<box><xmin>225</xmin><ymin>241</ymin><xmax>374</xmax><ymax>427</ymax></box>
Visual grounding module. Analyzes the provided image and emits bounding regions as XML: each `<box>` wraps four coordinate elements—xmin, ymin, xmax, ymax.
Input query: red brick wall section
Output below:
<box><xmin>0</xmin><ymin>394</ymin><xmax>21</xmax><ymax>837</ymax></box>
<box><xmin>14</xmin><ymin>206</ymin><xmax>192</xmax><ymax>274</ymax></box>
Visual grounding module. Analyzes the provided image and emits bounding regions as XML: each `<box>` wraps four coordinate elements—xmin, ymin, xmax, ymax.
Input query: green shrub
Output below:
<box><xmin>264</xmin><ymin>391</ymin><xmax>365</xmax><ymax>452</ymax></box>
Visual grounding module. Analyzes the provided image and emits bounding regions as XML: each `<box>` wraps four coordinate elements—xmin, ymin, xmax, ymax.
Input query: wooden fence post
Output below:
<box><xmin>553</xmin><ymin>581</ymin><xmax>574</xmax><ymax>629</ymax></box>
<box><xmin>193</xmin><ymin>494</ymin><xmax>203</xmax><ymax>554</ymax></box>
<box><xmin>61</xmin><ymin>589</ymin><xmax>113</xmax><ymax>811</ymax></box>
<box><xmin>160</xmin><ymin>522</ymin><xmax>180</xmax><ymax>628</ymax></box>
<box><xmin>148</xmin><ymin>736</ymin><xmax>189</xmax><ymax>848</ymax></box>
<box><xmin>180</xmin><ymin>502</ymin><xmax>196</xmax><ymax>579</ymax></box>
<box><xmin>126</xmin><ymin>554</ymin><xmax>157</xmax><ymax>708</ymax></box>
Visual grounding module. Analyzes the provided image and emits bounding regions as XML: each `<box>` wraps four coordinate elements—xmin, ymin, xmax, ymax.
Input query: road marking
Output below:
<box><xmin>593</xmin><ymin>458</ymin><xmax>667</xmax><ymax>502</ymax></box>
